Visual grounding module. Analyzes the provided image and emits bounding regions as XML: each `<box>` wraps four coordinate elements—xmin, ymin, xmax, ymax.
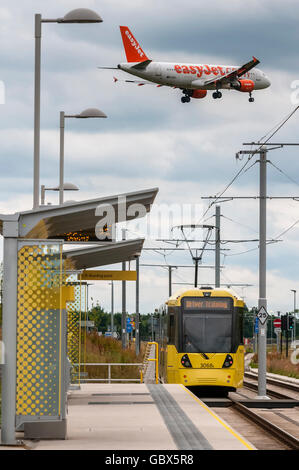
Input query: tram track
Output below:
<box><xmin>191</xmin><ymin>382</ymin><xmax>299</xmax><ymax>450</ymax></box>
<box><xmin>243</xmin><ymin>380</ymin><xmax>291</xmax><ymax>400</ymax></box>
<box><xmin>244</xmin><ymin>371</ymin><xmax>299</xmax><ymax>399</ymax></box>
<box><xmin>229</xmin><ymin>397</ymin><xmax>299</xmax><ymax>450</ymax></box>
<box><xmin>245</xmin><ymin>371</ymin><xmax>299</xmax><ymax>392</ymax></box>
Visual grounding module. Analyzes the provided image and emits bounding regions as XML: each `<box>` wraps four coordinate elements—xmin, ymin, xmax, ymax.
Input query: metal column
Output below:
<box><xmin>168</xmin><ymin>266</ymin><xmax>172</xmax><ymax>297</ymax></box>
<box><xmin>215</xmin><ymin>205</ymin><xmax>221</xmax><ymax>288</ymax></box>
<box><xmin>111</xmin><ymin>281</ymin><xmax>114</xmax><ymax>334</ymax></box>
<box><xmin>121</xmin><ymin>229</ymin><xmax>127</xmax><ymax>349</ymax></box>
<box><xmin>33</xmin><ymin>14</ymin><xmax>42</xmax><ymax>209</ymax></box>
<box><xmin>59</xmin><ymin>112</ymin><xmax>65</xmax><ymax>205</ymax></box>
<box><xmin>1</xmin><ymin>222</ymin><xmax>18</xmax><ymax>444</ymax></box>
<box><xmin>257</xmin><ymin>148</ymin><xmax>269</xmax><ymax>399</ymax></box>
<box><xmin>194</xmin><ymin>257</ymin><xmax>199</xmax><ymax>288</ymax></box>
<box><xmin>135</xmin><ymin>257</ymin><xmax>140</xmax><ymax>355</ymax></box>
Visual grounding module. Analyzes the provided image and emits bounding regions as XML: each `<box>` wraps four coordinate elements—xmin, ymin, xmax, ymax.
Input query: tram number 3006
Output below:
<box><xmin>200</xmin><ymin>363</ymin><xmax>214</xmax><ymax>368</ymax></box>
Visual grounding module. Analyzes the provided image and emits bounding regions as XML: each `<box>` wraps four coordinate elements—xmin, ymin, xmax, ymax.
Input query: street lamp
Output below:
<box><xmin>41</xmin><ymin>182</ymin><xmax>79</xmax><ymax>205</ymax></box>
<box><xmin>59</xmin><ymin>108</ymin><xmax>107</xmax><ymax>205</ymax></box>
<box><xmin>33</xmin><ymin>9</ymin><xmax>103</xmax><ymax>209</ymax></box>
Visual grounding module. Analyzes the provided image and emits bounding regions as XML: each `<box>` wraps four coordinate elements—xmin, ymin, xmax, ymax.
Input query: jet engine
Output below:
<box><xmin>233</xmin><ymin>79</ymin><xmax>255</xmax><ymax>92</ymax></box>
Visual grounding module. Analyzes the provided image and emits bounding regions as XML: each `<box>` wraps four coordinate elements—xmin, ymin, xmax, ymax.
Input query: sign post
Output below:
<box><xmin>254</xmin><ymin>317</ymin><xmax>259</xmax><ymax>353</ymax></box>
<box><xmin>256</xmin><ymin>149</ymin><xmax>270</xmax><ymax>399</ymax></box>
<box><xmin>273</xmin><ymin>319</ymin><xmax>281</xmax><ymax>353</ymax></box>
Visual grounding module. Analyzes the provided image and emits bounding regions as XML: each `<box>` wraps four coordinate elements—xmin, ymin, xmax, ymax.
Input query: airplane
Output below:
<box><xmin>99</xmin><ymin>26</ymin><xmax>271</xmax><ymax>103</ymax></box>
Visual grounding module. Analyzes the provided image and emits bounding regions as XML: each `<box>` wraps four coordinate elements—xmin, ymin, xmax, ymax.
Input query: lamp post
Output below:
<box><xmin>41</xmin><ymin>182</ymin><xmax>79</xmax><ymax>205</ymax></box>
<box><xmin>33</xmin><ymin>9</ymin><xmax>103</xmax><ymax>209</ymax></box>
<box><xmin>59</xmin><ymin>108</ymin><xmax>107</xmax><ymax>205</ymax></box>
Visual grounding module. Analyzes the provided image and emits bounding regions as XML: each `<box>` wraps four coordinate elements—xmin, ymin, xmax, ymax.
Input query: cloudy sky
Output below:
<box><xmin>1</xmin><ymin>0</ymin><xmax>299</xmax><ymax>316</ymax></box>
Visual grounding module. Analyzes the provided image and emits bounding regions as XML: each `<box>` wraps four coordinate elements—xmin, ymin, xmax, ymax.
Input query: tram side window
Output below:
<box><xmin>238</xmin><ymin>308</ymin><xmax>244</xmax><ymax>344</ymax></box>
<box><xmin>169</xmin><ymin>314</ymin><xmax>175</xmax><ymax>344</ymax></box>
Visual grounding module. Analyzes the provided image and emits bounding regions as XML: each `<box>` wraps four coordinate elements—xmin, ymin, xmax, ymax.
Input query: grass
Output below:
<box><xmin>250</xmin><ymin>350</ymin><xmax>299</xmax><ymax>379</ymax></box>
<box><xmin>79</xmin><ymin>333</ymin><xmax>146</xmax><ymax>383</ymax></box>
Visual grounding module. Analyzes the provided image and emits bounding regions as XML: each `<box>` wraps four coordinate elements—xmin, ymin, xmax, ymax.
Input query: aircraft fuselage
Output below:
<box><xmin>118</xmin><ymin>62</ymin><xmax>271</xmax><ymax>91</ymax></box>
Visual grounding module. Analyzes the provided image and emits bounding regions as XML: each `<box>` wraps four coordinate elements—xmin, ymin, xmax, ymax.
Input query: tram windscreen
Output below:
<box><xmin>182</xmin><ymin>298</ymin><xmax>233</xmax><ymax>353</ymax></box>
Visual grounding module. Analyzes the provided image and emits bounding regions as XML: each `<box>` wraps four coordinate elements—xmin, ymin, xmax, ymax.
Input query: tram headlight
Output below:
<box><xmin>181</xmin><ymin>354</ymin><xmax>192</xmax><ymax>368</ymax></box>
<box><xmin>222</xmin><ymin>354</ymin><xmax>233</xmax><ymax>368</ymax></box>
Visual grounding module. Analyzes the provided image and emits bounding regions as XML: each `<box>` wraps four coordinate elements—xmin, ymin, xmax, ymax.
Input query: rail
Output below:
<box><xmin>230</xmin><ymin>397</ymin><xmax>299</xmax><ymax>450</ymax></box>
<box><xmin>245</xmin><ymin>371</ymin><xmax>299</xmax><ymax>393</ymax></box>
<box><xmin>73</xmin><ymin>363</ymin><xmax>143</xmax><ymax>384</ymax></box>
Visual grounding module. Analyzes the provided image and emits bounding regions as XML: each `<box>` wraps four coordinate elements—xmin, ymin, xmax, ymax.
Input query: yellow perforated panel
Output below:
<box><xmin>66</xmin><ymin>275</ymin><xmax>82</xmax><ymax>383</ymax></box>
<box><xmin>16</xmin><ymin>243</ymin><xmax>62</xmax><ymax>417</ymax></box>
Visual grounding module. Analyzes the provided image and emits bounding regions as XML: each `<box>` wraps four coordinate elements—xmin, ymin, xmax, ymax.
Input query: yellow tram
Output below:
<box><xmin>158</xmin><ymin>287</ymin><xmax>245</xmax><ymax>392</ymax></box>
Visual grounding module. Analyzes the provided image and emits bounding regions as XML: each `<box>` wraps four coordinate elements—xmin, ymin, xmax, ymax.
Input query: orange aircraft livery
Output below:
<box><xmin>99</xmin><ymin>26</ymin><xmax>271</xmax><ymax>103</ymax></box>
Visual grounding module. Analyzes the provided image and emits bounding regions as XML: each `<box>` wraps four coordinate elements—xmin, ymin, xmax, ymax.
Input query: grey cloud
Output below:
<box><xmin>1</xmin><ymin>0</ymin><xmax>299</xmax><ymax>313</ymax></box>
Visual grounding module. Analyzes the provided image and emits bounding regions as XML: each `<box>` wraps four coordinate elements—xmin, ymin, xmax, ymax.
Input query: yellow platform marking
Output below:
<box><xmin>181</xmin><ymin>385</ymin><xmax>254</xmax><ymax>450</ymax></box>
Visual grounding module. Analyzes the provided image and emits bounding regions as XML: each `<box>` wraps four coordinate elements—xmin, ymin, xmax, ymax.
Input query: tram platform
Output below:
<box><xmin>24</xmin><ymin>383</ymin><xmax>255</xmax><ymax>450</ymax></box>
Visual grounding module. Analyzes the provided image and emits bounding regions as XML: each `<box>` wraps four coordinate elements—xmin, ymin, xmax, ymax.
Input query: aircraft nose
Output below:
<box><xmin>264</xmin><ymin>76</ymin><xmax>271</xmax><ymax>88</ymax></box>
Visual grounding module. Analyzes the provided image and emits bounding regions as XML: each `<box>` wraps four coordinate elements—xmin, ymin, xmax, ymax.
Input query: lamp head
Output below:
<box><xmin>77</xmin><ymin>107</ymin><xmax>107</xmax><ymax>119</ymax></box>
<box><xmin>59</xmin><ymin>9</ymin><xmax>103</xmax><ymax>24</ymax></box>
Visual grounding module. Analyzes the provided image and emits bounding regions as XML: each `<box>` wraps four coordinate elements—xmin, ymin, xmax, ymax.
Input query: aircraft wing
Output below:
<box><xmin>113</xmin><ymin>77</ymin><xmax>163</xmax><ymax>87</ymax></box>
<box><xmin>201</xmin><ymin>56</ymin><xmax>260</xmax><ymax>87</ymax></box>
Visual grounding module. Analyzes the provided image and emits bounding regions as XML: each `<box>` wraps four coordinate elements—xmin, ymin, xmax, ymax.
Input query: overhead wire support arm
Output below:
<box><xmin>153</xmin><ymin>237</ymin><xmax>281</xmax><ymax>243</ymax></box>
<box><xmin>142</xmin><ymin>247</ymin><xmax>230</xmax><ymax>251</ymax></box>
<box><xmin>243</xmin><ymin>142</ymin><xmax>299</xmax><ymax>147</ymax></box>
<box><xmin>172</xmin><ymin>224</ymin><xmax>215</xmax><ymax>288</ymax></box>
<box><xmin>202</xmin><ymin>196</ymin><xmax>299</xmax><ymax>201</ymax></box>
<box><xmin>173</xmin><ymin>282</ymin><xmax>253</xmax><ymax>287</ymax></box>
<box><xmin>140</xmin><ymin>264</ymin><xmax>225</xmax><ymax>268</ymax></box>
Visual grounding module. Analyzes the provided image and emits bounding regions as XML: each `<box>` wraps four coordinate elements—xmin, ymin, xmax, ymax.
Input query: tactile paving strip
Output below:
<box><xmin>147</xmin><ymin>384</ymin><xmax>213</xmax><ymax>450</ymax></box>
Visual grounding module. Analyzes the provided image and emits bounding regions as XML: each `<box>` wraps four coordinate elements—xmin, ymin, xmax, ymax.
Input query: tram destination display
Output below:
<box><xmin>183</xmin><ymin>298</ymin><xmax>231</xmax><ymax>310</ymax></box>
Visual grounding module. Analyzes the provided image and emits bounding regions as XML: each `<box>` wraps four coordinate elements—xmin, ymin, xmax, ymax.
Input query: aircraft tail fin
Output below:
<box><xmin>119</xmin><ymin>26</ymin><xmax>149</xmax><ymax>63</ymax></box>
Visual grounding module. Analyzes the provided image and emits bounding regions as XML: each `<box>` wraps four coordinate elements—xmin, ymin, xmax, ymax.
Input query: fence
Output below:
<box><xmin>74</xmin><ymin>363</ymin><xmax>143</xmax><ymax>383</ymax></box>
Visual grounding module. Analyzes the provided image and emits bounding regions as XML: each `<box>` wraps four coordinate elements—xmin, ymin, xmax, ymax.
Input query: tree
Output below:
<box><xmin>139</xmin><ymin>313</ymin><xmax>153</xmax><ymax>339</ymax></box>
<box><xmin>88</xmin><ymin>304</ymin><xmax>109</xmax><ymax>332</ymax></box>
<box><xmin>243</xmin><ymin>308</ymin><xmax>255</xmax><ymax>339</ymax></box>
<box><xmin>88</xmin><ymin>305</ymin><xmax>122</xmax><ymax>335</ymax></box>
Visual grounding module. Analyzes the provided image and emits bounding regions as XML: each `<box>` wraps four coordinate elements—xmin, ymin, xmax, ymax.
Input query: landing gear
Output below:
<box><xmin>181</xmin><ymin>89</ymin><xmax>193</xmax><ymax>103</ymax></box>
<box><xmin>212</xmin><ymin>91</ymin><xmax>222</xmax><ymax>99</ymax></box>
<box><xmin>249</xmin><ymin>92</ymin><xmax>255</xmax><ymax>103</ymax></box>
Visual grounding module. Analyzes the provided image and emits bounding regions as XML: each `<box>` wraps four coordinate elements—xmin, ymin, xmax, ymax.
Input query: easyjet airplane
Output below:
<box><xmin>99</xmin><ymin>26</ymin><xmax>271</xmax><ymax>103</ymax></box>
